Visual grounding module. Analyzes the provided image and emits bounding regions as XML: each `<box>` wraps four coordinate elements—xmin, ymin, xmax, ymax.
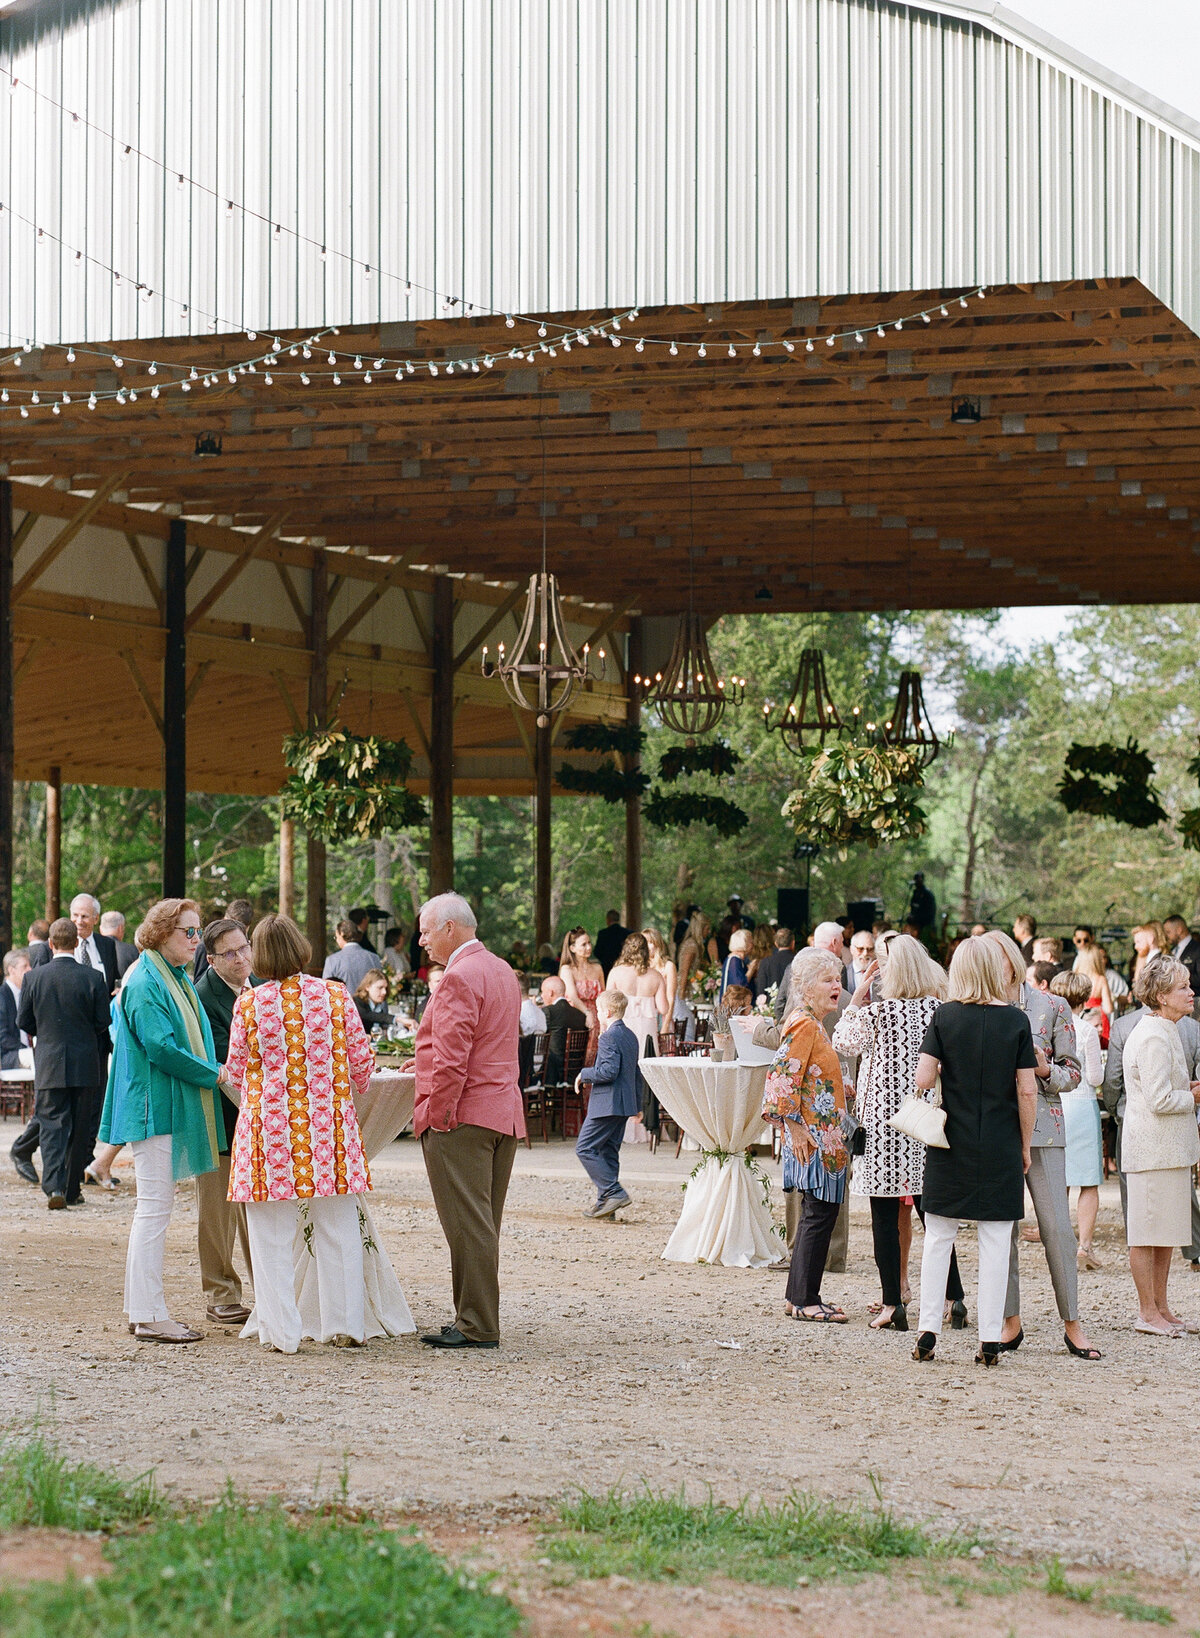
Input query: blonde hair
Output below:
<box><xmin>685</xmin><ymin>910</ymin><xmax>711</xmax><ymax>948</ymax></box>
<box><xmin>947</xmin><ymin>937</ymin><xmax>1012</xmax><ymax>1005</ymax></box>
<box><xmin>1076</xmin><ymin>944</ymin><xmax>1107</xmax><ymax>979</ymax></box>
<box><xmin>984</xmin><ymin>929</ymin><xmax>1027</xmax><ymax>999</ymax></box>
<box><xmin>1050</xmin><ymin>970</ymin><xmax>1091</xmax><ymax>1010</ymax></box>
<box><xmin>1134</xmin><ymin>954</ymin><xmax>1189</xmax><ymax>1011</ymax></box>
<box><xmin>729</xmin><ymin>928</ymin><xmax>753</xmax><ymax>958</ymax></box>
<box><xmin>598</xmin><ymin>986</ymin><xmax>629</xmax><ymax>1018</ymax></box>
<box><xmin>136</xmin><ymin>898</ymin><xmax>202</xmax><ymax>953</ymax></box>
<box><xmin>880</xmin><ymin>933</ymin><xmax>948</xmax><ymax>1002</ymax></box>
<box><xmin>642</xmin><ymin>927</ymin><xmax>669</xmax><ymax>967</ymax></box>
<box><xmin>784</xmin><ymin>948</ymin><xmax>843</xmax><ymax>1021</ymax></box>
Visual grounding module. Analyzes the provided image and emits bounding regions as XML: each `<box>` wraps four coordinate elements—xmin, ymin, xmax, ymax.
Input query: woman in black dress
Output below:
<box><xmin>912</xmin><ymin>937</ymin><xmax>1038</xmax><ymax>1366</ymax></box>
<box><xmin>354</xmin><ymin>969</ymin><xmax>392</xmax><ymax>1035</ymax></box>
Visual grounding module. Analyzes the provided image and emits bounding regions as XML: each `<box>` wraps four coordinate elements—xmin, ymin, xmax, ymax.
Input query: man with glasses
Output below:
<box><xmin>193</xmin><ymin>918</ymin><xmax>256</xmax><ymax>1325</ymax></box>
<box><xmin>847</xmin><ymin>930</ymin><xmax>878</xmax><ymax>998</ymax></box>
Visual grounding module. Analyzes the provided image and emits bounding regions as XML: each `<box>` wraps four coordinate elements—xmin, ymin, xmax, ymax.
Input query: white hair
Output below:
<box><xmin>812</xmin><ymin>921</ymin><xmax>844</xmax><ymax>950</ymax></box>
<box><xmin>99</xmin><ymin>910</ymin><xmax>125</xmax><ymax>935</ymax></box>
<box><xmin>70</xmin><ymin>893</ymin><xmax>101</xmax><ymax>916</ymax></box>
<box><xmin>419</xmin><ymin>892</ymin><xmax>477</xmax><ymax>932</ymax></box>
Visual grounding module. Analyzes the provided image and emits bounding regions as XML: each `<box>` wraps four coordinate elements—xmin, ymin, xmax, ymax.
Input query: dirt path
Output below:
<box><xmin>3</xmin><ymin>1133</ymin><xmax>1199</xmax><ymax>1588</ymax></box>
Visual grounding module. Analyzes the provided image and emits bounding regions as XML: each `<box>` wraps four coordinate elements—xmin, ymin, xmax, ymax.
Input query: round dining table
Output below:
<box><xmin>639</xmin><ymin>1057</ymin><xmax>784</xmax><ymax>1269</ymax></box>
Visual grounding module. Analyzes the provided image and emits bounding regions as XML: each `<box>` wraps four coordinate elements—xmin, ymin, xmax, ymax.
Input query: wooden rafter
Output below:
<box><xmin>12</xmin><ymin>473</ymin><xmax>129</xmax><ymax>601</ymax></box>
<box><xmin>185</xmin><ymin>659</ymin><xmax>213</xmax><ymax>707</ymax></box>
<box><xmin>404</xmin><ymin>587</ymin><xmax>432</xmax><ymax>656</ymax></box>
<box><xmin>120</xmin><ymin>649</ymin><xmax>163</xmax><ymax>736</ymax></box>
<box><xmin>185</xmin><ymin>512</ymin><xmax>288</xmax><ymax>632</ymax></box>
<box><xmin>125</xmin><ymin>532</ymin><xmax>164</xmax><ymax>614</ymax></box>
<box><xmin>401</xmin><ymin>689</ymin><xmax>432</xmax><ymax>759</ymax></box>
<box><xmin>272</xmin><ymin>671</ymin><xmax>305</xmax><ymax>733</ymax></box>
<box><xmin>274</xmin><ymin>561</ymin><xmax>308</xmax><ymax>629</ymax></box>
<box><xmin>13</xmin><ymin>637</ymin><xmax>42</xmax><ymax>685</ymax></box>
<box><xmin>454</xmin><ymin>582</ymin><xmax>525</xmax><ymax>670</ymax></box>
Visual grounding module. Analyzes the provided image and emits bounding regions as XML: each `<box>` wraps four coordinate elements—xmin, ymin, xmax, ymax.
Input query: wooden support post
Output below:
<box><xmin>623</xmin><ymin>617</ymin><xmax>643</xmax><ymax>932</ymax></box>
<box><xmin>305</xmin><ymin>556</ymin><xmax>328</xmax><ymax>970</ymax></box>
<box><xmin>534</xmin><ymin>717</ymin><xmax>552</xmax><ymax>953</ymax></box>
<box><xmin>279</xmin><ymin>814</ymin><xmax>295</xmax><ymax>919</ymax></box>
<box><xmin>429</xmin><ymin>575</ymin><xmax>455</xmax><ymax>896</ymax></box>
<box><xmin>44</xmin><ymin>765</ymin><xmax>61</xmax><ymax>922</ymax></box>
<box><xmin>162</xmin><ymin>519</ymin><xmax>187</xmax><ymax>898</ymax></box>
<box><xmin>0</xmin><ymin>482</ymin><xmax>12</xmax><ymax>959</ymax></box>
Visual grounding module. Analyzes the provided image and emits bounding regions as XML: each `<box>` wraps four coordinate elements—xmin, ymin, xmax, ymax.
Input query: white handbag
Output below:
<box><xmin>887</xmin><ymin>1077</ymin><xmax>949</xmax><ymax>1149</ymax></box>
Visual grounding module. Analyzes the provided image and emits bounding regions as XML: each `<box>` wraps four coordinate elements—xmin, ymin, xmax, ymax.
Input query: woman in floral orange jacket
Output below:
<box><xmin>763</xmin><ymin>948</ymin><xmax>851</xmax><ymax>1323</ymax></box>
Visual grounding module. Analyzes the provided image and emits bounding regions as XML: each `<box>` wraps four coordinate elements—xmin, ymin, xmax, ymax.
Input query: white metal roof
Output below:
<box><xmin>2</xmin><ymin>0</ymin><xmax>1198</xmax><ymax>344</ymax></box>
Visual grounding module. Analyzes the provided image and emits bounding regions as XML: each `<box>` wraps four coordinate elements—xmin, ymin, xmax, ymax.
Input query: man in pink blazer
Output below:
<box><xmin>414</xmin><ymin>892</ymin><xmax>525</xmax><ymax>1349</ymax></box>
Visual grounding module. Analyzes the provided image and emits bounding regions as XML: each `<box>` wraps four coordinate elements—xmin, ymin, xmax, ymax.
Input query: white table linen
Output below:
<box><xmin>242</xmin><ymin>1069</ymin><xmax>416</xmax><ymax>1345</ymax></box>
<box><xmin>640</xmin><ymin>1058</ymin><xmax>783</xmax><ymax>1268</ymax></box>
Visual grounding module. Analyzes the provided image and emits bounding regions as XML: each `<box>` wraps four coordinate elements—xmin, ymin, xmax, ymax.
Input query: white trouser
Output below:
<box><xmin>124</xmin><ymin>1134</ymin><xmax>175</xmax><ymax>1324</ymax></box>
<box><xmin>918</xmin><ymin>1214</ymin><xmax>1014</xmax><ymax>1343</ymax></box>
<box><xmin>244</xmin><ymin>1195</ymin><xmax>364</xmax><ymax>1353</ymax></box>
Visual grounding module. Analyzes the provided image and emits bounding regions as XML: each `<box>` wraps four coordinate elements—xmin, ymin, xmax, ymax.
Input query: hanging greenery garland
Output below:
<box><xmin>1176</xmin><ymin>747</ymin><xmax>1200</xmax><ymax>852</ymax></box>
<box><xmin>562</xmin><ymin>722</ymin><xmax>647</xmax><ymax>756</ymax></box>
<box><xmin>1056</xmin><ymin>739</ymin><xmax>1167</xmax><ymax>830</ymax></box>
<box><xmin>555</xmin><ymin>761</ymin><xmax>651</xmax><ymax>803</ymax></box>
<box><xmin>280</xmin><ymin>728</ymin><xmax>426</xmax><ymax>843</ymax></box>
<box><xmin>643</xmin><ymin>790</ymin><xmax>749</xmax><ymax>838</ymax></box>
<box><xmin>657</xmin><ymin>740</ymin><xmax>741</xmax><ymax>783</ymax></box>
<box><xmin>781</xmin><ymin>740</ymin><xmax>927</xmax><ymax>857</ymax></box>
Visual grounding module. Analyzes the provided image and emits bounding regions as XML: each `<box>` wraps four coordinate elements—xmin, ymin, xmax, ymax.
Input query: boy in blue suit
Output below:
<box><xmin>575</xmin><ymin>988</ymin><xmax>640</xmax><ymax>1218</ymax></box>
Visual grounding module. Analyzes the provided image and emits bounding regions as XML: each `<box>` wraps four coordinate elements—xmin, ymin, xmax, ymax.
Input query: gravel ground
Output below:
<box><xmin>3</xmin><ymin>1131</ymin><xmax>1200</xmax><ymax>1581</ymax></box>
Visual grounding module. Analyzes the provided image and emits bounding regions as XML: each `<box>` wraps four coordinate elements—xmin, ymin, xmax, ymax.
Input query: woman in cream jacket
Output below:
<box><xmin>1123</xmin><ymin>955</ymin><xmax>1200</xmax><ymax>1337</ymax></box>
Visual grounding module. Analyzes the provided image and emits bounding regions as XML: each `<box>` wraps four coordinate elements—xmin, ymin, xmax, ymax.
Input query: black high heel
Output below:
<box><xmin>949</xmin><ymin>1299</ymin><xmax>968</xmax><ymax>1330</ymax></box>
<box><xmin>975</xmin><ymin>1341</ymin><xmax>1002</xmax><ymax>1367</ymax></box>
<box><xmin>1064</xmin><ymin>1332</ymin><xmax>1102</xmax><ymax>1361</ymax></box>
<box><xmin>998</xmin><ymin>1325</ymin><xmax>1024</xmax><ymax>1352</ymax></box>
<box><xmin>868</xmin><ymin>1304</ymin><xmax>909</xmax><ymax>1332</ymax></box>
<box><xmin>912</xmin><ymin>1330</ymin><xmax>937</xmax><ymax>1362</ymax></box>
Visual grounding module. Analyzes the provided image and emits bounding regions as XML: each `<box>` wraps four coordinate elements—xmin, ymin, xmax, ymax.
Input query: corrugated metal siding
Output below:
<box><xmin>2</xmin><ymin>0</ymin><xmax>1199</xmax><ymax>348</ymax></box>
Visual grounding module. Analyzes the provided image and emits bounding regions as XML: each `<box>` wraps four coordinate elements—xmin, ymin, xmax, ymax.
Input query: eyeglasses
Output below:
<box><xmin>214</xmin><ymin>943</ymin><xmax>252</xmax><ymax>961</ymax></box>
<box><xmin>176</xmin><ymin>925</ymin><xmax>201</xmax><ymax>941</ymax></box>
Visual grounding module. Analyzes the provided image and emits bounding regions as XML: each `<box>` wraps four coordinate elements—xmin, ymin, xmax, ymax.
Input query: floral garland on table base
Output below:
<box><xmin>1056</xmin><ymin>739</ymin><xmax>1168</xmax><ymax>830</ymax></box>
<box><xmin>781</xmin><ymin>741</ymin><xmax>927</xmax><ymax>860</ymax></box>
<box><xmin>684</xmin><ymin>1149</ymin><xmax>784</xmax><ymax>1240</ymax></box>
<box><xmin>280</xmin><ymin>728</ymin><xmax>426</xmax><ymax>843</ymax></box>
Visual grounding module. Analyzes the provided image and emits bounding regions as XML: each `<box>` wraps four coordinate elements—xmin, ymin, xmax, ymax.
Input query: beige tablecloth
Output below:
<box><xmin>356</xmin><ymin>1069</ymin><xmax>416</xmax><ymax>1158</ymax></box>
<box><xmin>640</xmin><ymin>1059</ymin><xmax>783</xmax><ymax>1268</ymax></box>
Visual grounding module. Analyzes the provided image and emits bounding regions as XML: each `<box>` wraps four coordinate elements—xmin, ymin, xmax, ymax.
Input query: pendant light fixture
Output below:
<box><xmin>763</xmin><ymin>497</ymin><xmax>844</xmax><ymax>754</ymax></box>
<box><xmin>634</xmin><ymin>453</ymin><xmax>744</xmax><ymax>735</ymax></box>
<box><xmin>882</xmin><ymin>668</ymin><xmax>941</xmax><ymax>765</ymax></box>
<box><xmin>481</xmin><ymin>411</ymin><xmax>601</xmax><ymax>727</ymax></box>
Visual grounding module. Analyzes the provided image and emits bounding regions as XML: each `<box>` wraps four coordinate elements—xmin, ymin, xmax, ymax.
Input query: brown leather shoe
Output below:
<box><xmin>132</xmin><ymin>1321</ymin><xmax>203</xmax><ymax>1344</ymax></box>
<box><xmin>206</xmin><ymin>1304</ymin><xmax>251</xmax><ymax>1325</ymax></box>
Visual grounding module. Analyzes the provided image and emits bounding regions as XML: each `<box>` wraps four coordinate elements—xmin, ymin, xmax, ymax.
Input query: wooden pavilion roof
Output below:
<box><xmin>4</xmin><ymin>277</ymin><xmax>1198</xmax><ymax>617</ymax></box>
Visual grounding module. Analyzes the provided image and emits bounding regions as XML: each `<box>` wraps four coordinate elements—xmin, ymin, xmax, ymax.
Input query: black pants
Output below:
<box><xmin>870</xmin><ymin>1196</ymin><xmax>965</xmax><ymax>1307</ymax></box>
<box><xmin>35</xmin><ymin>1085</ymin><xmax>97</xmax><ymax>1201</ymax></box>
<box><xmin>786</xmin><ymin>1193</ymin><xmax>841</xmax><ymax>1309</ymax></box>
<box><xmin>11</xmin><ymin>1115</ymin><xmax>39</xmax><ymax>1162</ymax></box>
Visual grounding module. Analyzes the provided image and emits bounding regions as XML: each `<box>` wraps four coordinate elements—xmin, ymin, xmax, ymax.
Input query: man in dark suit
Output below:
<box><xmin>99</xmin><ymin>910</ymin><xmax>139</xmax><ymax>979</ymax></box>
<box><xmin>17</xmin><ymin>918</ymin><xmax>111</xmax><ymax>1209</ymax></box>
<box><xmin>30</xmin><ymin>893</ymin><xmax>119</xmax><ymax>997</ymax></box>
<box><xmin>193</xmin><ymin>897</ymin><xmax>254</xmax><ymax>981</ymax></box>
<box><xmin>752</xmin><ymin>928</ymin><xmax>796</xmax><ymax>1002</ymax></box>
<box><xmin>194</xmin><ymin>917</ymin><xmax>256</xmax><ymax>1325</ymax></box>
<box><xmin>538</xmin><ymin>974</ymin><xmax>586</xmax><ymax>1086</ymax></box>
<box><xmin>592</xmin><ymin>910</ymin><xmax>628</xmax><ymax>979</ymax></box>
<box><xmin>574</xmin><ymin>989</ymin><xmax>641</xmax><ymax>1218</ymax></box>
<box><xmin>3</xmin><ymin>949</ymin><xmax>40</xmax><ymax>1185</ymax></box>
<box><xmin>1164</xmin><ymin>916</ymin><xmax>1200</xmax><ymax>1004</ymax></box>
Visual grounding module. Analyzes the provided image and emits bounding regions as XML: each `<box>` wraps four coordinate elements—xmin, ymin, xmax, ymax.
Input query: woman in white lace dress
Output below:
<box><xmin>832</xmin><ymin>935</ymin><xmax>954</xmax><ymax>1333</ymax></box>
<box><xmin>606</xmin><ymin>934</ymin><xmax>668</xmax><ymax>1143</ymax></box>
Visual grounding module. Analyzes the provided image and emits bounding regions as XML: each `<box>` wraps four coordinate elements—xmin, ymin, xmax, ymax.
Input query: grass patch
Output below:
<box><xmin>1046</xmin><ymin>1560</ymin><xmax>1175</xmax><ymax>1626</ymax></box>
<box><xmin>0</xmin><ymin>1433</ymin><xmax>161</xmax><ymax>1533</ymax></box>
<box><xmin>541</xmin><ymin>1484</ymin><xmax>971</xmax><ymax>1587</ymax></box>
<box><xmin>0</xmin><ymin>1439</ymin><xmax>520</xmax><ymax>1638</ymax></box>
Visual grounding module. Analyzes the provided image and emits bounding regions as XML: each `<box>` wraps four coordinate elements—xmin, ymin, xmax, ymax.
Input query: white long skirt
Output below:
<box><xmin>241</xmin><ymin>1194</ymin><xmax>415</xmax><ymax>1353</ymax></box>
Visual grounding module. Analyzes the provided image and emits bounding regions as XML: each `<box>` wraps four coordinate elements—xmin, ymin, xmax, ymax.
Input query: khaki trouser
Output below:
<box><xmin>196</xmin><ymin>1153</ymin><xmax>252</xmax><ymax>1307</ymax></box>
<box><xmin>785</xmin><ymin>1183</ymin><xmax>850</xmax><ymax>1272</ymax></box>
<box><xmin>421</xmin><ymin>1124</ymin><xmax>518</xmax><ymax>1343</ymax></box>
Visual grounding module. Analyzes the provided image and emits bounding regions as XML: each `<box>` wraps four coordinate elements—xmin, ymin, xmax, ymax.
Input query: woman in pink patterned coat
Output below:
<box><xmin>226</xmin><ymin>913</ymin><xmax>375</xmax><ymax>1352</ymax></box>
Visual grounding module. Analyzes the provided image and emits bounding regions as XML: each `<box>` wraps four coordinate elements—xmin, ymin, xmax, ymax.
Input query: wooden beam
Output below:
<box><xmin>328</xmin><ymin>570</ymin><xmax>405</xmax><ymax>652</ymax></box>
<box><xmin>12</xmin><ymin>473</ymin><xmax>129</xmax><ymax>602</ymax></box>
<box><xmin>508</xmin><ymin>702</ymin><xmax>535</xmax><ymax>771</ymax></box>
<box><xmin>120</xmin><ymin>649</ymin><xmax>164</xmax><ymax>737</ymax></box>
<box><xmin>273</xmin><ymin>671</ymin><xmax>305</xmax><ymax>733</ymax></box>
<box><xmin>12</xmin><ymin>638</ymin><xmax>42</xmax><ymax>686</ymax></box>
<box><xmin>401</xmin><ymin>690</ymin><xmax>431</xmax><ymax>760</ymax></box>
<box><xmin>404</xmin><ymin>587</ymin><xmax>432</xmax><ymax>657</ymax></box>
<box><xmin>275</xmin><ymin>561</ymin><xmax>308</xmax><ymax>629</ymax></box>
<box><xmin>125</xmin><ymin>533</ymin><xmax>164</xmax><ymax>614</ymax></box>
<box><xmin>305</xmin><ymin>557</ymin><xmax>329</xmax><ymax>970</ymax></box>
<box><xmin>10</xmin><ymin>511</ymin><xmax>38</xmax><ymax>554</ymax></box>
<box><xmin>454</xmin><ymin>582</ymin><xmax>525</xmax><ymax>670</ymax></box>
<box><xmin>162</xmin><ymin>518</ymin><xmax>188</xmax><ymax>896</ymax></box>
<box><xmin>185</xmin><ymin>512</ymin><xmax>287</xmax><ymax>631</ymax></box>
<box><xmin>185</xmin><ymin>659</ymin><xmax>213</xmax><ymax>708</ymax></box>
<box><xmin>0</xmin><ymin>484</ymin><xmax>11</xmax><ymax>957</ymax></box>
<box><xmin>44</xmin><ymin>764</ymin><xmax>61</xmax><ymax>924</ymax></box>
<box><xmin>429</xmin><ymin>576</ymin><xmax>455</xmax><ymax>894</ymax></box>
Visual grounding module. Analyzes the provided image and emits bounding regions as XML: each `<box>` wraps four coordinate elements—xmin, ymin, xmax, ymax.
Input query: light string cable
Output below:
<box><xmin>0</xmin><ymin>63</ymin><xmax>602</xmax><ymax>338</ymax></box>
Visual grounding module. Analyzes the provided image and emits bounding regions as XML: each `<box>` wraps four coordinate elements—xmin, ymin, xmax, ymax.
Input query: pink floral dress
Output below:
<box><xmin>226</xmin><ymin>972</ymin><xmax>374</xmax><ymax>1203</ymax></box>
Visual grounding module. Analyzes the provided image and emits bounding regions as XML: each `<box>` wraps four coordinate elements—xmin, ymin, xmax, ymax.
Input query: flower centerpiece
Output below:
<box><xmin>781</xmin><ymin>740</ymin><xmax>928</xmax><ymax>860</ymax></box>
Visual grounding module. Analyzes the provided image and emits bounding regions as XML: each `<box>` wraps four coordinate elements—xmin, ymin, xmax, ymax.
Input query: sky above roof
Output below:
<box><xmin>1013</xmin><ymin>0</ymin><xmax>1200</xmax><ymax>125</ymax></box>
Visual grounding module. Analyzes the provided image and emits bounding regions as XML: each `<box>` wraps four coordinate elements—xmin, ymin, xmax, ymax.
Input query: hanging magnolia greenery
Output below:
<box><xmin>562</xmin><ymin>722</ymin><xmax>647</xmax><ymax>756</ymax></box>
<box><xmin>1176</xmin><ymin>747</ymin><xmax>1200</xmax><ymax>852</ymax></box>
<box><xmin>781</xmin><ymin>740</ymin><xmax>927</xmax><ymax>856</ymax></box>
<box><xmin>657</xmin><ymin>740</ymin><xmax>741</xmax><ymax>783</ymax></box>
<box><xmin>643</xmin><ymin>790</ymin><xmax>749</xmax><ymax>838</ymax></box>
<box><xmin>280</xmin><ymin>728</ymin><xmax>426</xmax><ymax>843</ymax></box>
<box><xmin>1056</xmin><ymin>739</ymin><xmax>1167</xmax><ymax>830</ymax></box>
<box><xmin>556</xmin><ymin>760</ymin><xmax>651</xmax><ymax>803</ymax></box>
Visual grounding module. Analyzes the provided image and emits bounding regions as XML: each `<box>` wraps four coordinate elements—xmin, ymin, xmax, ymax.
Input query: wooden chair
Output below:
<box><xmin>520</xmin><ymin>1033</ymin><xmax>551</xmax><ymax>1145</ymax></box>
<box><xmin>553</xmin><ymin>1028</ymin><xmax>591</xmax><ymax>1139</ymax></box>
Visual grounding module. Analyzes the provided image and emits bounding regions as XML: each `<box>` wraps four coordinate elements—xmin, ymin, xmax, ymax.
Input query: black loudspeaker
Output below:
<box><xmin>846</xmin><ymin>900</ymin><xmax>877</xmax><ymax>934</ymax></box>
<box><xmin>777</xmin><ymin>889</ymin><xmax>810</xmax><ymax>939</ymax></box>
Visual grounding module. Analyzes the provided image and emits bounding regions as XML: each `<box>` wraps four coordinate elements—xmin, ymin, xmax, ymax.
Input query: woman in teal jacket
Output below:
<box><xmin>99</xmin><ymin>897</ymin><xmax>234</xmax><ymax>1344</ymax></box>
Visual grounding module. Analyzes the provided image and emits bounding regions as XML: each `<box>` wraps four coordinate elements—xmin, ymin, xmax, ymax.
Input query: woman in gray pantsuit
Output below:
<box><xmin>986</xmin><ymin>931</ymin><xmax>1101</xmax><ymax>1360</ymax></box>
